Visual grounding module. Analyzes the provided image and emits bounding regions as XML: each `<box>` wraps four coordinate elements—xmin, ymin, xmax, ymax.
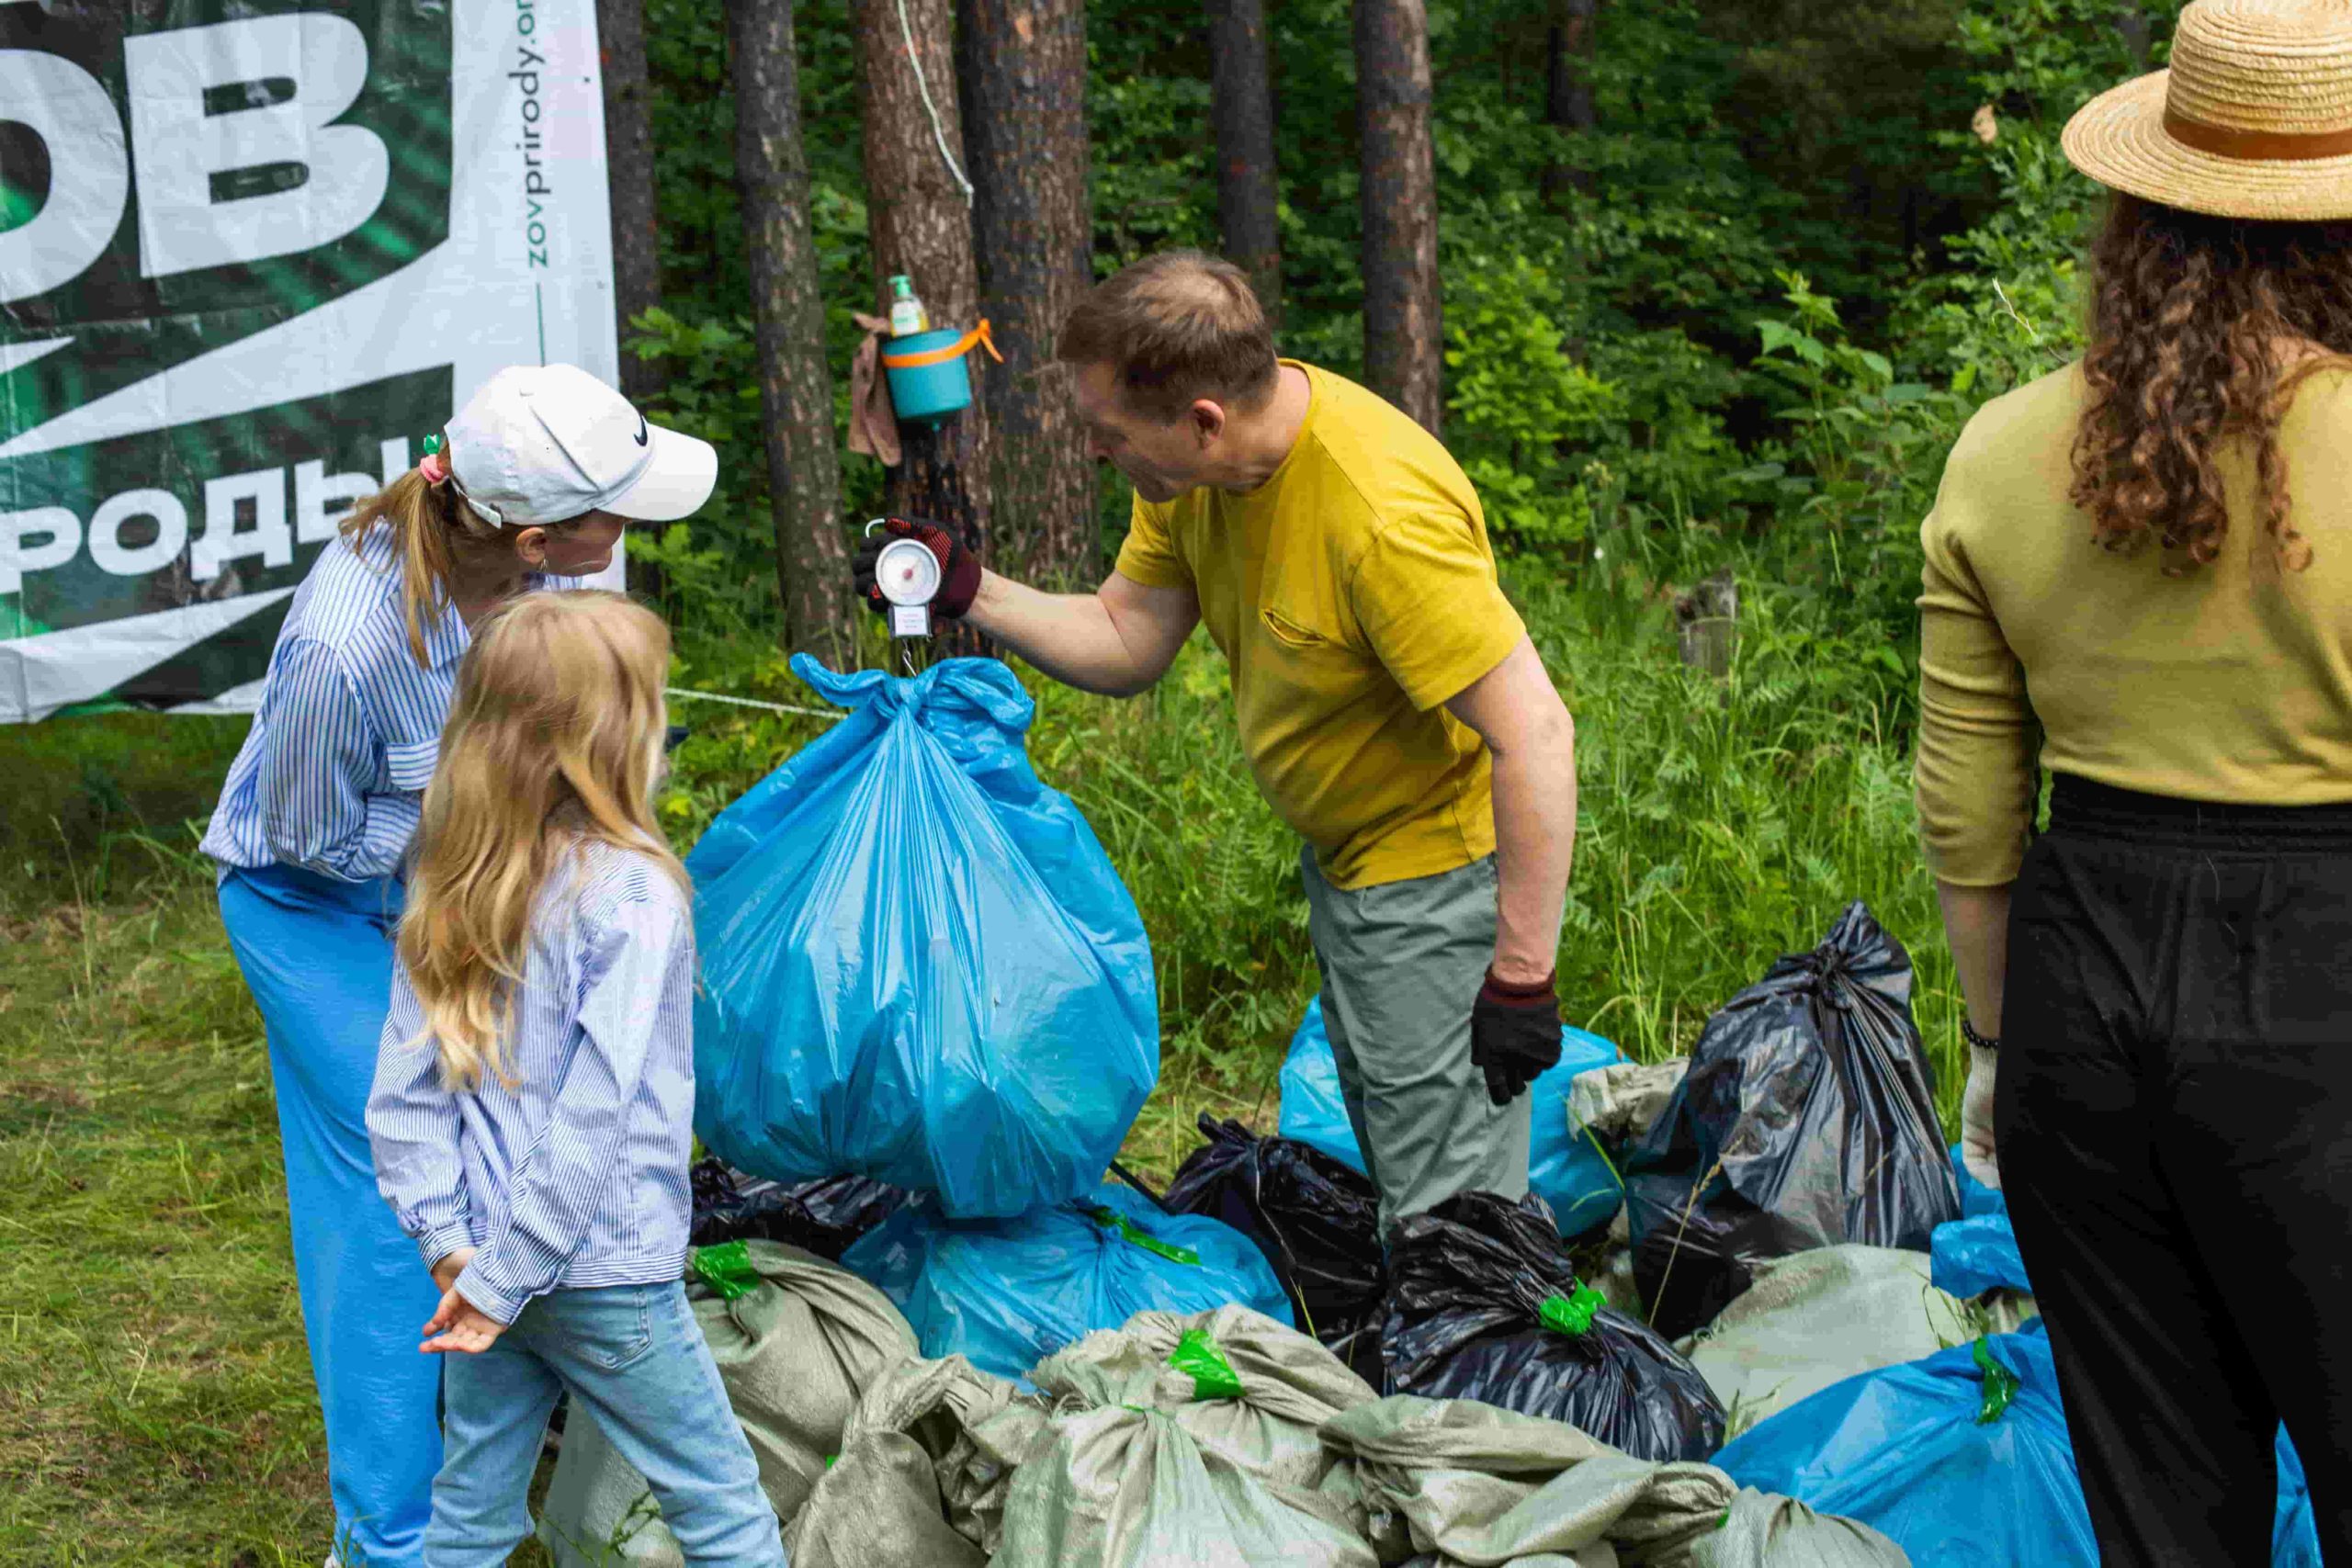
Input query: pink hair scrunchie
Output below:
<box><xmin>417</xmin><ymin>449</ymin><xmax>451</xmax><ymax>485</ymax></box>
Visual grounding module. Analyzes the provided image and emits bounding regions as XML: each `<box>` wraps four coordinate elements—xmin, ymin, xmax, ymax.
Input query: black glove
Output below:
<box><xmin>1471</xmin><ymin>967</ymin><xmax>1564</xmax><ymax>1107</ymax></box>
<box><xmin>854</xmin><ymin>515</ymin><xmax>982</xmax><ymax>621</ymax></box>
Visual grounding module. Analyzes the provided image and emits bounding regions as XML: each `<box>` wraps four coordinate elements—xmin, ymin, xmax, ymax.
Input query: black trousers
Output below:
<box><xmin>2002</xmin><ymin>776</ymin><xmax>2352</xmax><ymax>1566</ymax></box>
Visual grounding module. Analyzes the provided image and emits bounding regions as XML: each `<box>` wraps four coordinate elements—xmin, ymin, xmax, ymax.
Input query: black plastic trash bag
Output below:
<box><xmin>1624</xmin><ymin>900</ymin><xmax>1961</xmax><ymax>1338</ymax></box>
<box><xmin>1382</xmin><ymin>1190</ymin><xmax>1726</xmax><ymax>1462</ymax></box>
<box><xmin>689</xmin><ymin>1158</ymin><xmax>910</xmax><ymax>1260</ymax></box>
<box><xmin>1160</xmin><ymin>1116</ymin><xmax>1385</xmax><ymax>1382</ymax></box>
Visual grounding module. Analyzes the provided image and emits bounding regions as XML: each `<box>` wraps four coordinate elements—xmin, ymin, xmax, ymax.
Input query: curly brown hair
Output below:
<box><xmin>2072</xmin><ymin>194</ymin><xmax>2352</xmax><ymax>573</ymax></box>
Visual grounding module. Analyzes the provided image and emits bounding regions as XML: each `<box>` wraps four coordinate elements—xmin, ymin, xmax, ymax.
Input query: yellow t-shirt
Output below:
<box><xmin>1916</xmin><ymin>361</ymin><xmax>2352</xmax><ymax>886</ymax></box>
<box><xmin>1115</xmin><ymin>362</ymin><xmax>1527</xmax><ymax>890</ymax></box>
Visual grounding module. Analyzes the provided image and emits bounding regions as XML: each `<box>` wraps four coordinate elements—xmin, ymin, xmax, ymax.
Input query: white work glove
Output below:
<box><xmin>1960</xmin><ymin>1043</ymin><xmax>2000</xmax><ymax>1190</ymax></box>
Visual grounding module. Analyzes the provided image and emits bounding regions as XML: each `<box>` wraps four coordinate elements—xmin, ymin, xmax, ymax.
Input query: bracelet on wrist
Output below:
<box><xmin>1962</xmin><ymin>1018</ymin><xmax>2000</xmax><ymax>1054</ymax></box>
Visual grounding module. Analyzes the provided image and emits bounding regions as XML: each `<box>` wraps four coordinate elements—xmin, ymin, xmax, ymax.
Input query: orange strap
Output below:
<box><xmin>881</xmin><ymin>319</ymin><xmax>1004</xmax><ymax>370</ymax></box>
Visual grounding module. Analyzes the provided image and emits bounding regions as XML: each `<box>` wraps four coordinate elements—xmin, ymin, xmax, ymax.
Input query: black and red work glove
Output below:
<box><xmin>1471</xmin><ymin>967</ymin><xmax>1564</xmax><ymax>1107</ymax></box>
<box><xmin>854</xmin><ymin>515</ymin><xmax>982</xmax><ymax>621</ymax></box>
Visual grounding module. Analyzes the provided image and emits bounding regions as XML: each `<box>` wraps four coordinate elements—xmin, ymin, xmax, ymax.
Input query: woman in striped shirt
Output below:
<box><xmin>201</xmin><ymin>366</ymin><xmax>716</xmax><ymax>1568</ymax></box>
<box><xmin>367</xmin><ymin>592</ymin><xmax>781</xmax><ymax>1565</ymax></box>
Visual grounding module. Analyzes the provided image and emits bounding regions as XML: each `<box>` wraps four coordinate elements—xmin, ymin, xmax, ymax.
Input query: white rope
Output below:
<box><xmin>666</xmin><ymin>686</ymin><xmax>843</xmax><ymax>722</ymax></box>
<box><xmin>896</xmin><ymin>0</ymin><xmax>974</xmax><ymax>205</ymax></box>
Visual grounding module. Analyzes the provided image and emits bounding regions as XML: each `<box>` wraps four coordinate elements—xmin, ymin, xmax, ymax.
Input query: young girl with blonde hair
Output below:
<box><xmin>204</xmin><ymin>366</ymin><xmax>715</xmax><ymax>1568</ymax></box>
<box><xmin>368</xmin><ymin>591</ymin><xmax>782</xmax><ymax>1565</ymax></box>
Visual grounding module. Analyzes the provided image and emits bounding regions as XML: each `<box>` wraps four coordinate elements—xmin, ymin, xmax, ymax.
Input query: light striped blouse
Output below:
<box><xmin>367</xmin><ymin>840</ymin><xmax>696</xmax><ymax>1325</ymax></box>
<box><xmin>199</xmin><ymin>525</ymin><xmax>575</xmax><ymax>883</ymax></box>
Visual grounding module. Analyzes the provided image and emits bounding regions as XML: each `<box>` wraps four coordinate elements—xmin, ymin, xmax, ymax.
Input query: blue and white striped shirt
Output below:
<box><xmin>367</xmin><ymin>840</ymin><xmax>696</xmax><ymax>1324</ymax></box>
<box><xmin>200</xmin><ymin>526</ymin><xmax>576</xmax><ymax>883</ymax></box>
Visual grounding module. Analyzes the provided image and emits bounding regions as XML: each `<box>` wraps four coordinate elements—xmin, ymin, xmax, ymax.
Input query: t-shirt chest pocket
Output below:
<box><xmin>1260</xmin><ymin>604</ymin><xmax>1342</xmax><ymax>650</ymax></box>
<box><xmin>1254</xmin><ymin>602</ymin><xmax>1374</xmax><ymax>705</ymax></box>
<box><xmin>1255</xmin><ymin>550</ymin><xmax>1358</xmax><ymax>657</ymax></box>
<box><xmin>383</xmin><ymin>739</ymin><xmax>440</xmax><ymax>795</ymax></box>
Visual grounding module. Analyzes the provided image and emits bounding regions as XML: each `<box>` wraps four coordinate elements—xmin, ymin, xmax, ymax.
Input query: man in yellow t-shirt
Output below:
<box><xmin>855</xmin><ymin>251</ymin><xmax>1577</xmax><ymax>1234</ymax></box>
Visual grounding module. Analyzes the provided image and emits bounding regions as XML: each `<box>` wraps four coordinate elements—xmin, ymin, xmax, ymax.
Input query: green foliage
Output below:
<box><xmin>1900</xmin><ymin>0</ymin><xmax>2175</xmax><ymax>390</ymax></box>
<box><xmin>1444</xmin><ymin>252</ymin><xmax>1623</xmax><ymax>550</ymax></box>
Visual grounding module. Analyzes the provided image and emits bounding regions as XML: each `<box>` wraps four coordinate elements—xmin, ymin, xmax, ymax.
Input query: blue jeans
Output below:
<box><xmin>427</xmin><ymin>1280</ymin><xmax>786</xmax><ymax>1567</ymax></box>
<box><xmin>219</xmin><ymin>864</ymin><xmax>441</xmax><ymax>1568</ymax></box>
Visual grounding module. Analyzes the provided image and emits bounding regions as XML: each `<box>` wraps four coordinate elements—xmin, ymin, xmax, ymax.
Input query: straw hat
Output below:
<box><xmin>2064</xmin><ymin>0</ymin><xmax>2352</xmax><ymax>221</ymax></box>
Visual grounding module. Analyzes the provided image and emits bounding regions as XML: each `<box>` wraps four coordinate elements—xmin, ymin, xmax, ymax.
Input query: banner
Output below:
<box><xmin>1</xmin><ymin>0</ymin><xmax>621</xmax><ymax>723</ymax></box>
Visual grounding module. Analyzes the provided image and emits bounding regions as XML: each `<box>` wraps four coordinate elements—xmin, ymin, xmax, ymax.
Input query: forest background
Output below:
<box><xmin>2</xmin><ymin>0</ymin><xmax>2170</xmax><ymax>1557</ymax></box>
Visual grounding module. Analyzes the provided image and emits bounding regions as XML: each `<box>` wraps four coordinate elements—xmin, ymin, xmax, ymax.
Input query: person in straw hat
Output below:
<box><xmin>1916</xmin><ymin>0</ymin><xmax>2351</xmax><ymax>1558</ymax></box>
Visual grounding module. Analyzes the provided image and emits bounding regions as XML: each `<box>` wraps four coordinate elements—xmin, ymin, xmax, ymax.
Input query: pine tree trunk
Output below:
<box><xmin>960</xmin><ymin>0</ymin><xmax>1098</xmax><ymax>588</ymax></box>
<box><xmin>1209</xmin><ymin>0</ymin><xmax>1283</xmax><ymax>321</ymax></box>
<box><xmin>854</xmin><ymin>0</ymin><xmax>993</xmax><ymax>655</ymax></box>
<box><xmin>729</xmin><ymin>0</ymin><xmax>851</xmax><ymax>660</ymax></box>
<box><xmin>1541</xmin><ymin>0</ymin><xmax>1597</xmax><ymax>206</ymax></box>
<box><xmin>1355</xmin><ymin>0</ymin><xmax>1444</xmax><ymax>434</ymax></box>
<box><xmin>595</xmin><ymin>0</ymin><xmax>662</xmax><ymax>401</ymax></box>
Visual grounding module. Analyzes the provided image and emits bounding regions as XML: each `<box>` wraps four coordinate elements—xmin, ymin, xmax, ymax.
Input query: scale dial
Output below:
<box><xmin>874</xmin><ymin>537</ymin><xmax>943</xmax><ymax>608</ymax></box>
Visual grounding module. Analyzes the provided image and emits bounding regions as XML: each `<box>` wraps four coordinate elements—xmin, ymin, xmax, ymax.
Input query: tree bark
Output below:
<box><xmin>595</xmin><ymin>0</ymin><xmax>662</xmax><ymax>401</ymax></box>
<box><xmin>1209</xmin><ymin>0</ymin><xmax>1283</xmax><ymax>322</ymax></box>
<box><xmin>729</xmin><ymin>0</ymin><xmax>851</xmax><ymax>660</ymax></box>
<box><xmin>1541</xmin><ymin>0</ymin><xmax>1597</xmax><ymax>205</ymax></box>
<box><xmin>854</xmin><ymin>0</ymin><xmax>993</xmax><ymax>651</ymax></box>
<box><xmin>1355</xmin><ymin>0</ymin><xmax>1444</xmax><ymax>434</ymax></box>
<box><xmin>959</xmin><ymin>0</ymin><xmax>1098</xmax><ymax>588</ymax></box>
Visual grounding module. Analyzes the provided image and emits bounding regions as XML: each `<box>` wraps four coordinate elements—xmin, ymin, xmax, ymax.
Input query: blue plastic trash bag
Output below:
<box><xmin>688</xmin><ymin>656</ymin><xmax>1159</xmax><ymax>1218</ymax></box>
<box><xmin>1714</xmin><ymin>1322</ymin><xmax>2098</xmax><ymax>1568</ymax></box>
<box><xmin>1721</xmin><ymin>1317</ymin><xmax>2322</xmax><ymax>1567</ymax></box>
<box><xmin>1929</xmin><ymin>1213</ymin><xmax>2030</xmax><ymax>1300</ymax></box>
<box><xmin>1950</xmin><ymin>1144</ymin><xmax>2006</xmax><ymax>1219</ymax></box>
<box><xmin>1277</xmin><ymin>1000</ymin><xmax>1361</xmax><ymax>1171</ymax></box>
<box><xmin>1277</xmin><ymin>998</ymin><xmax>1627</xmax><ymax>1236</ymax></box>
<box><xmin>838</xmin><ymin>1181</ymin><xmax>1294</xmax><ymax>1384</ymax></box>
<box><xmin>2277</xmin><ymin>1427</ymin><xmax>2321</xmax><ymax>1566</ymax></box>
<box><xmin>1929</xmin><ymin>1144</ymin><xmax>2031</xmax><ymax>1300</ymax></box>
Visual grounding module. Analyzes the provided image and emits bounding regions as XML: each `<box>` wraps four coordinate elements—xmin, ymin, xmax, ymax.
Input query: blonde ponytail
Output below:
<box><xmin>337</xmin><ymin>437</ymin><xmax>557</xmax><ymax>668</ymax></box>
<box><xmin>395</xmin><ymin>591</ymin><xmax>685</xmax><ymax>1091</ymax></box>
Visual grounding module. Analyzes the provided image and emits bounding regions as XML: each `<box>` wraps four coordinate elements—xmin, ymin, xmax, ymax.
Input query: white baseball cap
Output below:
<box><xmin>444</xmin><ymin>364</ymin><xmax>718</xmax><ymax>528</ymax></box>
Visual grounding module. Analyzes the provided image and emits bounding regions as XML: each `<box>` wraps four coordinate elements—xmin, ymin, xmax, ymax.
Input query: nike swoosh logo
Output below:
<box><xmin>634</xmin><ymin>415</ymin><xmax>650</xmax><ymax>447</ymax></box>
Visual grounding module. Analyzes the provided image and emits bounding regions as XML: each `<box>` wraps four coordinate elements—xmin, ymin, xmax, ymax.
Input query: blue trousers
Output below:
<box><xmin>220</xmin><ymin>864</ymin><xmax>442</xmax><ymax>1568</ymax></box>
<box><xmin>432</xmin><ymin>1281</ymin><xmax>786</xmax><ymax>1566</ymax></box>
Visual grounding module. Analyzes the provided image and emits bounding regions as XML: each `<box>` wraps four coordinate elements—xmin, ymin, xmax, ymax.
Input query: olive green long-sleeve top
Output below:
<box><xmin>1916</xmin><ymin>362</ymin><xmax>2352</xmax><ymax>887</ymax></box>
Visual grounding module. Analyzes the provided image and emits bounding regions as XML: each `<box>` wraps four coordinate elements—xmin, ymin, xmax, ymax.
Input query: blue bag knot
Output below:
<box><xmin>788</xmin><ymin>652</ymin><xmax>1035</xmax><ymax>736</ymax></box>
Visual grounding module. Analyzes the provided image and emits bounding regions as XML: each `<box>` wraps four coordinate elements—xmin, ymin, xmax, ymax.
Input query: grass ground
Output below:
<box><xmin>0</xmin><ymin>554</ymin><xmax>1961</xmax><ymax>1562</ymax></box>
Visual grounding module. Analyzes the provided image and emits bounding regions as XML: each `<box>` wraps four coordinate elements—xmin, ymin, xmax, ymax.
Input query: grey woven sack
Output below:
<box><xmin>1318</xmin><ymin>1394</ymin><xmax>1909</xmax><ymax>1568</ymax></box>
<box><xmin>1675</xmin><ymin>1245</ymin><xmax>1977</xmax><ymax>1435</ymax></box>
<box><xmin>539</xmin><ymin>1241</ymin><xmax>918</xmax><ymax>1564</ymax></box>
<box><xmin>998</xmin><ymin>1354</ymin><xmax>1382</xmax><ymax>1568</ymax></box>
<box><xmin>785</xmin><ymin>1352</ymin><xmax>1052</xmax><ymax>1567</ymax></box>
<box><xmin>1030</xmin><ymin>1303</ymin><xmax>1377</xmax><ymax>1509</ymax></box>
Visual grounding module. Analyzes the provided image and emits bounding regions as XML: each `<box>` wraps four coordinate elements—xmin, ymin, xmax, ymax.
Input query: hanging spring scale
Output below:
<box><xmin>866</xmin><ymin>518</ymin><xmax>942</xmax><ymax>675</ymax></box>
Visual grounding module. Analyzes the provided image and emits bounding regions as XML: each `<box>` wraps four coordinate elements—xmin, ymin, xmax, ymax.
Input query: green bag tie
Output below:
<box><xmin>1169</xmin><ymin>1326</ymin><xmax>1245</xmax><ymax>1400</ymax></box>
<box><xmin>689</xmin><ymin>1240</ymin><xmax>761</xmax><ymax>1303</ymax></box>
<box><xmin>1538</xmin><ymin>1283</ymin><xmax>1608</xmax><ymax>1337</ymax></box>
<box><xmin>1973</xmin><ymin>1337</ymin><xmax>2018</xmax><ymax>1425</ymax></box>
<box><xmin>1084</xmin><ymin>1204</ymin><xmax>1201</xmax><ymax>1266</ymax></box>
